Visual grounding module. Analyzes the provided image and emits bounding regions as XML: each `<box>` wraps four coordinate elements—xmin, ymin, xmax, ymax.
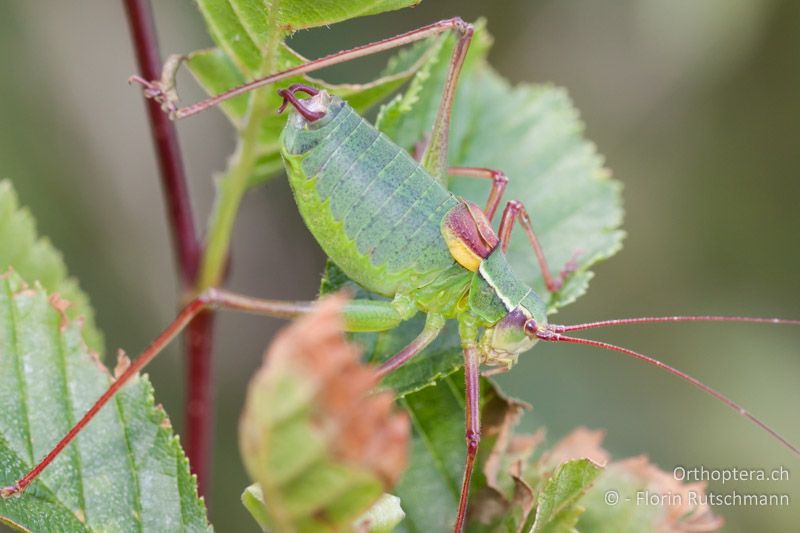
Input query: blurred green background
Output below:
<box><xmin>1</xmin><ymin>0</ymin><xmax>798</xmax><ymax>531</ymax></box>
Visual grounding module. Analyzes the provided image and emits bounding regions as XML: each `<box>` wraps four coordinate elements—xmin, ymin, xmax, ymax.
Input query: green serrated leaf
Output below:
<box><xmin>0</xmin><ymin>271</ymin><xmax>209</xmax><ymax>532</ymax></box>
<box><xmin>241</xmin><ymin>483</ymin><xmax>272</xmax><ymax>531</ymax></box>
<box><xmin>531</xmin><ymin>459</ymin><xmax>601</xmax><ymax>533</ymax></box>
<box><xmin>198</xmin><ymin>0</ymin><xmax>420</xmax><ymax>69</ymax></box>
<box><xmin>353</xmin><ymin>493</ymin><xmax>406</xmax><ymax>533</ymax></box>
<box><xmin>0</xmin><ymin>180</ymin><xmax>103</xmax><ymax>354</ymax></box>
<box><xmin>244</xmin><ymin>483</ymin><xmax>405</xmax><ymax>533</ymax></box>
<box><xmin>274</xmin><ymin>0</ymin><xmax>421</xmax><ymax>32</ymax></box>
<box><xmin>185</xmin><ymin>48</ymin><xmax>250</xmax><ymax>124</ymax></box>
<box><xmin>196</xmin><ymin>0</ymin><xmax>265</xmax><ymax>76</ymax></box>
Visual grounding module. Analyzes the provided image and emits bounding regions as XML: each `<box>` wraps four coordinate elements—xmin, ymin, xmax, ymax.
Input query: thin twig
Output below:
<box><xmin>122</xmin><ymin>0</ymin><xmax>215</xmax><ymax>499</ymax></box>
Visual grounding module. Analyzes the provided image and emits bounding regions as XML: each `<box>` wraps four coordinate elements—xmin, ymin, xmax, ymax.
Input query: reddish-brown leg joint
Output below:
<box><xmin>277</xmin><ymin>84</ymin><xmax>325</xmax><ymax>122</ymax></box>
<box><xmin>449</xmin><ymin>166</ymin><xmax>509</xmax><ymax>221</ymax></box>
<box><xmin>498</xmin><ymin>200</ymin><xmax>576</xmax><ymax>293</ymax></box>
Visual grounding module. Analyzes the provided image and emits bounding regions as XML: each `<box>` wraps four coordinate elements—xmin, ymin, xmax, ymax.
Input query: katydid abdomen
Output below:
<box><xmin>281</xmin><ymin>94</ymin><xmax>462</xmax><ymax>300</ymax></box>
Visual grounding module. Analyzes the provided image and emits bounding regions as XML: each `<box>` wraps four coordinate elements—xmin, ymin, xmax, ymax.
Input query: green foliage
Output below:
<box><xmin>393</xmin><ymin>373</ymin><xmax>504</xmax><ymax>531</ymax></box>
<box><xmin>530</xmin><ymin>459</ymin><xmax>601</xmax><ymax>532</ymax></box>
<box><xmin>198</xmin><ymin>0</ymin><xmax>419</xmax><ymax>56</ymax></box>
<box><xmin>243</xmin><ymin>484</ymin><xmax>405</xmax><ymax>532</ymax></box>
<box><xmin>265</xmin><ymin>0</ymin><xmax>421</xmax><ymax>32</ymax></box>
<box><xmin>577</xmin><ymin>454</ymin><xmax>722</xmax><ymax>532</ymax></box>
<box><xmin>392</xmin><ymin>378</ymin><xmax>718</xmax><ymax>532</ymax></box>
<box><xmin>389</xmin><ymin>374</ymin><xmax>604</xmax><ymax>532</ymax></box>
<box><xmin>0</xmin><ymin>181</ymin><xmax>102</xmax><ymax>353</ymax></box>
<box><xmin>352</xmin><ymin>493</ymin><xmax>406</xmax><ymax>533</ymax></box>
<box><xmin>0</xmin><ymin>271</ymin><xmax>208</xmax><ymax>532</ymax></box>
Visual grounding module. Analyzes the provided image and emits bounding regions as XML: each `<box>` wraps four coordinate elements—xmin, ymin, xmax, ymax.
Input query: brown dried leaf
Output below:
<box><xmin>540</xmin><ymin>427</ymin><xmax>610</xmax><ymax>469</ymax></box>
<box><xmin>239</xmin><ymin>294</ymin><xmax>410</xmax><ymax>530</ymax></box>
<box><xmin>608</xmin><ymin>456</ymin><xmax>724</xmax><ymax>532</ymax></box>
<box><xmin>469</xmin><ymin>385</ymin><xmax>539</xmax><ymax>529</ymax></box>
<box><xmin>544</xmin><ymin>428</ymin><xmax>722</xmax><ymax>532</ymax></box>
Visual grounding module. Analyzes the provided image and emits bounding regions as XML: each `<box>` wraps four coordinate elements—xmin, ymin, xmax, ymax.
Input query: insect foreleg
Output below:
<box><xmin>454</xmin><ymin>318</ymin><xmax>481</xmax><ymax>533</ymax></box>
<box><xmin>448</xmin><ymin>166</ymin><xmax>509</xmax><ymax>220</ymax></box>
<box><xmin>498</xmin><ymin>200</ymin><xmax>579</xmax><ymax>294</ymax></box>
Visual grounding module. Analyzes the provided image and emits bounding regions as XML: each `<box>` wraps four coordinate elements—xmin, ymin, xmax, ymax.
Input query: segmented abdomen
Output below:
<box><xmin>282</xmin><ymin>101</ymin><xmax>458</xmax><ymax>296</ymax></box>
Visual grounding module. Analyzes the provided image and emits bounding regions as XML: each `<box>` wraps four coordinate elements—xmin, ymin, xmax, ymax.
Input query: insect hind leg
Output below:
<box><xmin>132</xmin><ymin>17</ymin><xmax>474</xmax><ymax>125</ymax></box>
<box><xmin>453</xmin><ymin>320</ymin><xmax>481</xmax><ymax>532</ymax></box>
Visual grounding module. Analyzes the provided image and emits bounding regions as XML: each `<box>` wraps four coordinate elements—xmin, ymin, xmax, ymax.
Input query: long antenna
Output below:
<box><xmin>555</xmin><ymin>315</ymin><xmax>800</xmax><ymax>333</ymax></box>
<box><xmin>537</xmin><ymin>331</ymin><xmax>800</xmax><ymax>457</ymax></box>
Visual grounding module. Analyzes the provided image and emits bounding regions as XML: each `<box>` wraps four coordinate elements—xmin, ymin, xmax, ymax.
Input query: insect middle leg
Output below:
<box><xmin>448</xmin><ymin>166</ymin><xmax>509</xmax><ymax>220</ymax></box>
<box><xmin>449</xmin><ymin>166</ymin><xmax>576</xmax><ymax>293</ymax></box>
<box><xmin>498</xmin><ymin>200</ymin><xmax>579</xmax><ymax>293</ymax></box>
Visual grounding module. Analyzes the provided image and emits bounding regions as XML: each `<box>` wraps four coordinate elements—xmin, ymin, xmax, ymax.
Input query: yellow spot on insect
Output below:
<box><xmin>441</xmin><ymin>200</ymin><xmax>499</xmax><ymax>272</ymax></box>
<box><xmin>444</xmin><ymin>227</ymin><xmax>483</xmax><ymax>272</ymax></box>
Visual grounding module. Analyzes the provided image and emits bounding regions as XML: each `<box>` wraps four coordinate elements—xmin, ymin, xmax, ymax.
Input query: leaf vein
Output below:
<box><xmin>113</xmin><ymin>389</ymin><xmax>144</xmax><ymax>532</ymax></box>
<box><xmin>4</xmin><ymin>280</ymin><xmax>34</xmax><ymax>465</ymax></box>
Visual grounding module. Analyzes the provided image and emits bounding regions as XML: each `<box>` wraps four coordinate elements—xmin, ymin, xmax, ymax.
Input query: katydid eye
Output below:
<box><xmin>524</xmin><ymin>319</ymin><xmax>538</xmax><ymax>336</ymax></box>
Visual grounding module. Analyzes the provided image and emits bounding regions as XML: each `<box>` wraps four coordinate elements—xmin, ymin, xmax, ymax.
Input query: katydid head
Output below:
<box><xmin>480</xmin><ymin>307</ymin><xmax>537</xmax><ymax>369</ymax></box>
<box><xmin>479</xmin><ymin>292</ymin><xmax>549</xmax><ymax>370</ymax></box>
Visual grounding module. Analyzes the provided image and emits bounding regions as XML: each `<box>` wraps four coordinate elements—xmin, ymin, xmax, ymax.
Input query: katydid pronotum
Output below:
<box><xmin>3</xmin><ymin>17</ymin><xmax>799</xmax><ymax>532</ymax></box>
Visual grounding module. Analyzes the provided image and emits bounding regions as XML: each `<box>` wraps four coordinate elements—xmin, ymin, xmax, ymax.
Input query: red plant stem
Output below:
<box><xmin>122</xmin><ymin>0</ymin><xmax>199</xmax><ymax>284</ymax></box>
<box><xmin>185</xmin><ymin>311</ymin><xmax>215</xmax><ymax>497</ymax></box>
<box><xmin>122</xmin><ymin>0</ymin><xmax>214</xmax><ymax>498</ymax></box>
